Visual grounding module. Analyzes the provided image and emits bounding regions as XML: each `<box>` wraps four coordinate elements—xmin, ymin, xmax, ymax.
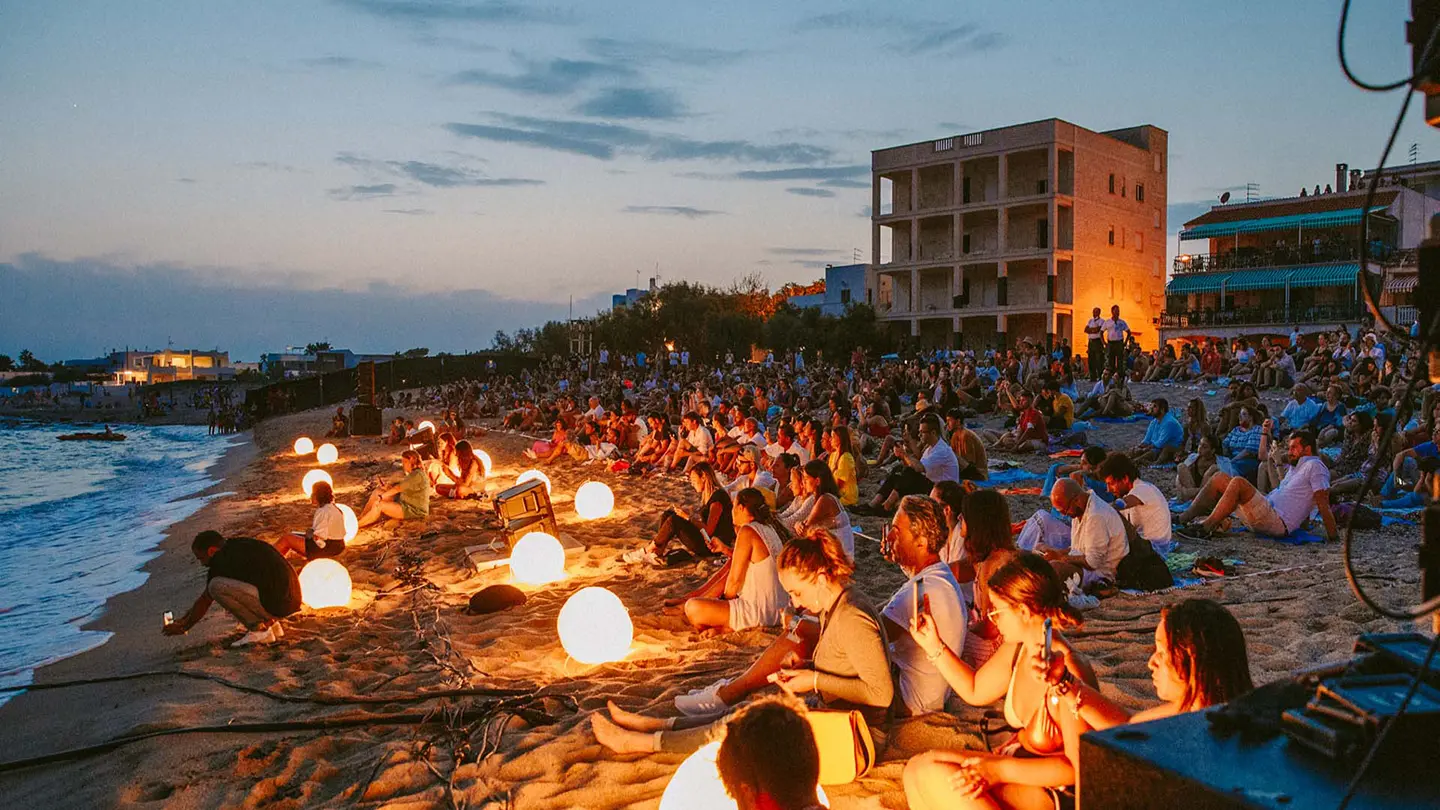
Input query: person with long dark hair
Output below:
<box><xmin>625</xmin><ymin>462</ymin><xmax>735</xmax><ymax>566</ymax></box>
<box><xmin>681</xmin><ymin>488</ymin><xmax>792</xmax><ymax>633</ymax></box>
<box><xmin>792</xmin><ymin>459</ymin><xmax>855</xmax><ymax>559</ymax></box>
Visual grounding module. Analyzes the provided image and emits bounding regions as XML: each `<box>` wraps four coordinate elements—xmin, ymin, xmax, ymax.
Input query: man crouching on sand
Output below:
<box><xmin>163</xmin><ymin>531</ymin><xmax>301</xmax><ymax>648</ymax></box>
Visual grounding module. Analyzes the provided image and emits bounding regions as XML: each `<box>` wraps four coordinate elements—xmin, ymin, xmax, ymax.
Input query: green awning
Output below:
<box><xmin>1287</xmin><ymin>263</ymin><xmax>1360</xmax><ymax>288</ymax></box>
<box><xmin>1222</xmin><ymin>267</ymin><xmax>1292</xmax><ymax>292</ymax></box>
<box><xmin>1179</xmin><ymin>207</ymin><xmax>1388</xmax><ymax>241</ymax></box>
<box><xmin>1166</xmin><ymin>273</ymin><xmax>1230</xmax><ymax>295</ymax></box>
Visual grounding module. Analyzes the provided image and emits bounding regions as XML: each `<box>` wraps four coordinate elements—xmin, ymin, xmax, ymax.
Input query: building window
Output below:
<box><xmin>1153</xmin><ymin>210</ymin><xmax>1161</xmax><ymax>228</ymax></box>
<box><xmin>1135</xmin><ymin>232</ymin><xmax>1143</xmax><ymax>251</ymax></box>
<box><xmin>840</xmin><ymin>288</ymin><xmax>851</xmax><ymax>304</ymax></box>
<box><xmin>1121</xmin><ymin>178</ymin><xmax>1127</xmax><ymax>198</ymax></box>
<box><xmin>1153</xmin><ymin>258</ymin><xmax>1162</xmax><ymax>277</ymax></box>
<box><xmin>1108</xmin><ymin>173</ymin><xmax>1116</xmax><ymax>194</ymax></box>
<box><xmin>1136</xmin><ymin>183</ymin><xmax>1145</xmax><ymax>202</ymax></box>
<box><xmin>1108</xmin><ymin>227</ymin><xmax>1115</xmax><ymax>246</ymax></box>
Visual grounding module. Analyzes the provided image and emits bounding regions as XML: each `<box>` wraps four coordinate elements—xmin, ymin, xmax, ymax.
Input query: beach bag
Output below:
<box><xmin>805</xmin><ymin>709</ymin><xmax>876</xmax><ymax>785</ymax></box>
<box><xmin>1115</xmin><ymin>514</ymin><xmax>1173</xmax><ymax>592</ymax></box>
<box><xmin>1333</xmin><ymin>502</ymin><xmax>1381</xmax><ymax>530</ymax></box>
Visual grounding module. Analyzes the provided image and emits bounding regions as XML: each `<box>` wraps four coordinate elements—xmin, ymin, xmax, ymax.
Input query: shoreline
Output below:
<box><xmin>1</xmin><ymin>407</ymin><xmax>217</xmax><ymax>427</ymax></box>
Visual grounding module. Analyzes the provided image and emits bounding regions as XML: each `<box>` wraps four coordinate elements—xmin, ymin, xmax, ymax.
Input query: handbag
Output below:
<box><xmin>805</xmin><ymin>709</ymin><xmax>876</xmax><ymax>785</ymax></box>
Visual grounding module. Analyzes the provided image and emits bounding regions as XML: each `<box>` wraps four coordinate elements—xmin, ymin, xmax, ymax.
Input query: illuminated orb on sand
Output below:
<box><xmin>574</xmin><ymin>481</ymin><xmax>615</xmax><ymax>520</ymax></box>
<box><xmin>316</xmin><ymin>443</ymin><xmax>339</xmax><ymax>465</ymax></box>
<box><xmin>417</xmin><ymin>420</ymin><xmax>436</xmax><ymax>434</ymax></box>
<box><xmin>476</xmin><ymin>450</ymin><xmax>493</xmax><ymax>476</ymax></box>
<box><xmin>510</xmin><ymin>532</ymin><xmax>566</xmax><ymax>585</ymax></box>
<box><xmin>557</xmin><ymin>587</ymin><xmax>632</xmax><ymax>665</ymax></box>
<box><xmin>336</xmin><ymin>503</ymin><xmax>359</xmax><ymax>542</ymax></box>
<box><xmin>293</xmin><ymin>437</ymin><xmax>315</xmax><ymax>455</ymax></box>
<box><xmin>299</xmin><ymin>558</ymin><xmax>353</xmax><ymax>609</ymax></box>
<box><xmin>658</xmin><ymin>741</ymin><xmax>828</xmax><ymax>810</ymax></box>
<box><xmin>302</xmin><ymin>469</ymin><xmax>333</xmax><ymax>498</ymax></box>
<box><xmin>516</xmin><ymin>469</ymin><xmax>552</xmax><ymax>494</ymax></box>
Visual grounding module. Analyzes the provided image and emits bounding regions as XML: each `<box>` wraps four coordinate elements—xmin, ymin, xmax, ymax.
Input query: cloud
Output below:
<box><xmin>328</xmin><ymin>183</ymin><xmax>399</xmax><ymax>200</ymax></box>
<box><xmin>786</xmin><ymin>187</ymin><xmax>836</xmax><ymax>198</ymax></box>
<box><xmin>335</xmin><ymin>153</ymin><xmax>543</xmax><ymax>188</ymax></box>
<box><xmin>858</xmin><ymin>205</ymin><xmax>873</xmax><ymax>218</ymax></box>
<box><xmin>238</xmin><ymin>161</ymin><xmax>308</xmax><ymax>174</ymax></box>
<box><xmin>767</xmin><ymin>247</ymin><xmax>840</xmax><ymax>256</ymax></box>
<box><xmin>583</xmin><ymin>37</ymin><xmax>747</xmax><ymax>68</ymax></box>
<box><xmin>383</xmin><ymin>208</ymin><xmax>433</xmax><ymax>216</ymax></box>
<box><xmin>447</xmin><ymin>57</ymin><xmax>633</xmax><ymax>95</ymax></box>
<box><xmin>796</xmin><ymin>12</ymin><xmax>1006</xmax><ymax>57</ymax></box>
<box><xmin>623</xmin><ymin>205</ymin><xmax>725</xmax><ymax>219</ymax></box>
<box><xmin>300</xmin><ymin>55</ymin><xmax>383</xmax><ymax>70</ymax></box>
<box><xmin>0</xmin><ymin>254</ymin><xmax>612</xmax><ymax>360</ymax></box>
<box><xmin>733</xmin><ymin>165</ymin><xmax>868</xmax><ymax>182</ymax></box>
<box><xmin>445</xmin><ymin>114</ymin><xmax>835</xmax><ymax>165</ymax></box>
<box><xmin>333</xmin><ymin>0</ymin><xmax>561</xmax><ymax>26</ymax></box>
<box><xmin>574</xmin><ymin>87</ymin><xmax>687</xmax><ymax>120</ymax></box>
<box><xmin>820</xmin><ymin>178</ymin><xmax>870</xmax><ymax>189</ymax></box>
<box><xmin>175</xmin><ymin>177</ymin><xmax>197</xmax><ymax>184</ymax></box>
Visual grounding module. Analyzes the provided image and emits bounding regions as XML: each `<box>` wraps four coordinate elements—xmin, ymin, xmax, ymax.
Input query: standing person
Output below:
<box><xmin>1103</xmin><ymin>305</ymin><xmax>1132</xmax><ymax>379</ymax></box>
<box><xmin>163</xmin><ymin>531</ymin><xmax>301</xmax><ymax>648</ymax></box>
<box><xmin>1084</xmin><ymin>306</ymin><xmax>1106</xmax><ymax>381</ymax></box>
<box><xmin>357</xmin><ymin>450</ymin><xmax>429</xmax><ymax>528</ymax></box>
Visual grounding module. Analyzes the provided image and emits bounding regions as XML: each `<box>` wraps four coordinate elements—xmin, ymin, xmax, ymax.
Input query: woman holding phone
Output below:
<box><xmin>903</xmin><ymin>552</ymin><xmax>1096</xmax><ymax>810</ymax></box>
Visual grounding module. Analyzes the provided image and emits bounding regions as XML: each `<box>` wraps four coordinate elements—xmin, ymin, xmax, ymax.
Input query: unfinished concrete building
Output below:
<box><xmin>869</xmin><ymin>119</ymin><xmax>1168</xmax><ymax>351</ymax></box>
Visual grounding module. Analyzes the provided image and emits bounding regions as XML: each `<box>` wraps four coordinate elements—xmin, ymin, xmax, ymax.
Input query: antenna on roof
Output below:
<box><xmin>1410</xmin><ymin>143</ymin><xmax>1419</xmax><ymax>164</ymax></box>
<box><xmin>1245</xmin><ymin>182</ymin><xmax>1259</xmax><ymax>203</ymax></box>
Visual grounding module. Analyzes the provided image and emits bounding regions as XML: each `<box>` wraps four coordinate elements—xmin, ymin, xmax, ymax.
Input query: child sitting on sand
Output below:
<box><xmin>273</xmin><ymin>480</ymin><xmax>346</xmax><ymax>560</ymax></box>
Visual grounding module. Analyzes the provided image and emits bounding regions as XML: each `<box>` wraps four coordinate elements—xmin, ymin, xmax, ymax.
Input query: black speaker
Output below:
<box><xmin>351</xmin><ymin>404</ymin><xmax>383</xmax><ymax>436</ymax></box>
<box><xmin>357</xmin><ymin>361</ymin><xmax>376</xmax><ymax>406</ymax></box>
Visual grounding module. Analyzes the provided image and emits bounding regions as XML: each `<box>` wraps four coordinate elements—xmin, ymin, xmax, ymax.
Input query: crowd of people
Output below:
<box><xmin>163</xmin><ymin>309</ymin><xmax>1436</xmax><ymax>807</ymax></box>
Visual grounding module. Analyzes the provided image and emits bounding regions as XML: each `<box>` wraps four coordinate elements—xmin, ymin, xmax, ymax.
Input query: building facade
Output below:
<box><xmin>110</xmin><ymin>348</ymin><xmax>232</xmax><ymax>384</ymax></box>
<box><xmin>1163</xmin><ymin>180</ymin><xmax>1439</xmax><ymax>344</ymax></box>
<box><xmin>869</xmin><ymin>119</ymin><xmax>1167</xmax><ymax>351</ymax></box>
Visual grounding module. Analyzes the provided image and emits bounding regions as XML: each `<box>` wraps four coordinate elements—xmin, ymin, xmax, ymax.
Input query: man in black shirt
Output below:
<box><xmin>163</xmin><ymin>531</ymin><xmax>301</xmax><ymax>648</ymax></box>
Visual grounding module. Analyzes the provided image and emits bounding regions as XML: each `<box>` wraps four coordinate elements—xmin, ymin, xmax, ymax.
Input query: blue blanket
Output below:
<box><xmin>1093</xmin><ymin>414</ymin><xmax>1149</xmax><ymax>424</ymax></box>
<box><xmin>977</xmin><ymin>467</ymin><xmax>1045</xmax><ymax>487</ymax></box>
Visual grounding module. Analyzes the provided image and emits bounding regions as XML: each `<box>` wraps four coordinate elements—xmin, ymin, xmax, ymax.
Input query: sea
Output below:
<box><xmin>0</xmin><ymin>418</ymin><xmax>240</xmax><ymax>706</ymax></box>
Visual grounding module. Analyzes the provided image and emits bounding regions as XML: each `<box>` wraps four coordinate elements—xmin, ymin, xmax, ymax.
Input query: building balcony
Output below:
<box><xmin>1158</xmin><ymin>302</ymin><xmax>1363</xmax><ymax>330</ymax></box>
<box><xmin>1173</xmin><ymin>241</ymin><xmax>1391</xmax><ymax>274</ymax></box>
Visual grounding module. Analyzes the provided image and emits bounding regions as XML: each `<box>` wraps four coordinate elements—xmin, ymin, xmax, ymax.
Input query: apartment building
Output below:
<box><xmin>109</xmin><ymin>348</ymin><xmax>233</xmax><ymax>384</ymax></box>
<box><xmin>870</xmin><ymin>119</ymin><xmax>1168</xmax><ymax>351</ymax></box>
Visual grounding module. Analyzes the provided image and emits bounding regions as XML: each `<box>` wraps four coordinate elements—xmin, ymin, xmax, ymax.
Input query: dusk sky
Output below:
<box><xmin>0</xmin><ymin>0</ymin><xmax>1428</xmax><ymax>360</ymax></box>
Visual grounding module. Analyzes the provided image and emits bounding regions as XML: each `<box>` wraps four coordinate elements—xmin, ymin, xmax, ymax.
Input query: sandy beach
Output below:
<box><xmin>0</xmin><ymin>382</ymin><xmax>1428</xmax><ymax>809</ymax></box>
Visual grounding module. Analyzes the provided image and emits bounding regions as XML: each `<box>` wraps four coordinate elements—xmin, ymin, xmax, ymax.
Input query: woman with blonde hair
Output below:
<box><xmin>903</xmin><ymin>552</ymin><xmax>1096</xmax><ymax>810</ymax></box>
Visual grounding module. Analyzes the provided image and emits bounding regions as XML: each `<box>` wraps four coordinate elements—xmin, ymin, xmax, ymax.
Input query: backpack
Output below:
<box><xmin>1115</xmin><ymin>513</ymin><xmax>1174</xmax><ymax>592</ymax></box>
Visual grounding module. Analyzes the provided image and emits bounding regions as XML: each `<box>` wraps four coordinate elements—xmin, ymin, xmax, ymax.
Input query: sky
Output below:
<box><xmin>0</xmin><ymin>0</ymin><xmax>1430</xmax><ymax>361</ymax></box>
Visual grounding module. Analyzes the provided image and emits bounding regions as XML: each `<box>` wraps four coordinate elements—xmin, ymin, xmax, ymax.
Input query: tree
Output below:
<box><xmin>0</xmin><ymin>354</ymin><xmax>12</xmax><ymax>372</ymax></box>
<box><xmin>305</xmin><ymin>341</ymin><xmax>332</xmax><ymax>355</ymax></box>
<box><xmin>399</xmin><ymin>347</ymin><xmax>430</xmax><ymax>359</ymax></box>
<box><xmin>18</xmin><ymin>349</ymin><xmax>45</xmax><ymax>371</ymax></box>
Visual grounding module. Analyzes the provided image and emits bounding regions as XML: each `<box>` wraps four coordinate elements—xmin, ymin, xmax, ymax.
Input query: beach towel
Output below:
<box><xmin>977</xmin><ymin>468</ymin><xmax>1045</xmax><ymax>487</ymax></box>
<box><xmin>996</xmin><ymin>486</ymin><xmax>1043</xmax><ymax>496</ymax></box>
<box><xmin>1069</xmin><ymin>420</ymin><xmax>1094</xmax><ymax>432</ymax></box>
<box><xmin>1049</xmin><ymin>449</ymin><xmax>1084</xmax><ymax>459</ymax></box>
<box><xmin>1093</xmin><ymin>414</ymin><xmax>1149</xmax><ymax>424</ymax></box>
<box><xmin>1267</xmin><ymin>529</ymin><xmax>1327</xmax><ymax>545</ymax></box>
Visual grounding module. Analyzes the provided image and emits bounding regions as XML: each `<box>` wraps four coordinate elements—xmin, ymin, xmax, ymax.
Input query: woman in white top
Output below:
<box><xmin>779</xmin><ymin>463</ymin><xmax>816</xmax><ymax>530</ymax></box>
<box><xmin>274</xmin><ymin>480</ymin><xmax>347</xmax><ymax>560</ymax></box>
<box><xmin>682</xmin><ymin>488</ymin><xmax>792</xmax><ymax>632</ymax></box>
<box><xmin>793</xmin><ymin>460</ymin><xmax>855</xmax><ymax>560</ymax></box>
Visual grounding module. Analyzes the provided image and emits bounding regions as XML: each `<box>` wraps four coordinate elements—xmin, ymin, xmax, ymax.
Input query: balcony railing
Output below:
<box><xmin>1173</xmin><ymin>242</ymin><xmax>1393</xmax><ymax>274</ymax></box>
<box><xmin>1159</xmin><ymin>302</ymin><xmax>1363</xmax><ymax>329</ymax></box>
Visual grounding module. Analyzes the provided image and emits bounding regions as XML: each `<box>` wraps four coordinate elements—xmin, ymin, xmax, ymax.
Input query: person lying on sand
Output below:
<box><xmin>163</xmin><ymin>531</ymin><xmax>300</xmax><ymax>648</ymax></box>
<box><xmin>592</xmin><ymin>530</ymin><xmax>893</xmax><ymax>750</ymax></box>
<box><xmin>273</xmin><ymin>480</ymin><xmax>346</xmax><ymax>561</ymax></box>
<box><xmin>357</xmin><ymin>450</ymin><xmax>429</xmax><ymax>528</ymax></box>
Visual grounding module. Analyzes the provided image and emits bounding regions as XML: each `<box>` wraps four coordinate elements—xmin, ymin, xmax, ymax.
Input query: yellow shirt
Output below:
<box><xmin>1052</xmin><ymin>393</ymin><xmax>1075</xmax><ymax>428</ymax></box>
<box><xmin>829</xmin><ymin>452</ymin><xmax>859</xmax><ymax>506</ymax></box>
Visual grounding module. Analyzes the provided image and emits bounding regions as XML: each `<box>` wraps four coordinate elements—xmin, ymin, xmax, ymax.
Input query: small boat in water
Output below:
<box><xmin>57</xmin><ymin>430</ymin><xmax>126</xmax><ymax>442</ymax></box>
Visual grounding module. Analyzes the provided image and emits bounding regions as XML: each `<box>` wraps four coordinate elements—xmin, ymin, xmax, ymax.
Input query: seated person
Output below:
<box><xmin>824</xmin><ymin>427</ymin><xmax>860</xmax><ymax>506</ymax></box>
<box><xmin>945</xmin><ymin>408</ymin><xmax>989</xmax><ymax>481</ymax></box>
<box><xmin>1177</xmin><ymin>434</ymin><xmax>1220</xmax><ymax>501</ymax></box>
<box><xmin>627</xmin><ymin>462</ymin><xmax>735</xmax><ymax>566</ymax></box>
<box><xmin>1182</xmin><ymin>398</ymin><xmax>1208</xmax><ymax>454</ymax></box>
<box><xmin>878</xmin><ymin>495</ymin><xmax>968</xmax><ymax>716</ymax></box>
<box><xmin>943</xmin><ymin>488</ymin><xmax>1019</xmax><ymax>667</ymax></box>
<box><xmin>792</xmin><ymin>460</ymin><xmax>855</xmax><ymax>559</ymax></box>
<box><xmin>977</xmin><ymin>391</ymin><xmax>1049</xmax><ymax>453</ymax></box>
<box><xmin>1279</xmin><ymin>384</ymin><xmax>1323</xmax><ymax>432</ymax></box>
<box><xmin>163</xmin><ymin>531</ymin><xmax>301</xmax><ymax>648</ymax></box>
<box><xmin>1039</xmin><ymin>380</ymin><xmax>1074</xmax><ymax>432</ymax></box>
<box><xmin>667</xmin><ymin>411</ymin><xmax>716</xmax><ymax>472</ymax></box>
<box><xmin>1126</xmin><ymin>397</ymin><xmax>1184</xmax><ymax>466</ymax></box>
<box><xmin>1176</xmin><ymin>429</ymin><xmax>1338</xmax><ymax>541</ymax></box>
<box><xmin>273</xmin><ymin>480</ymin><xmax>346</xmax><ymax>560</ymax></box>
<box><xmin>1072</xmin><ymin>372</ymin><xmax>1111</xmax><ymax>419</ymax></box>
<box><xmin>715</xmin><ymin>698</ymin><xmax>826</xmax><ymax>810</ymax></box>
<box><xmin>1099</xmin><ymin>454</ymin><xmax>1173</xmax><ymax>555</ymax></box>
<box><xmin>357</xmin><ymin>450</ymin><xmax>429</xmax><ymax>528</ymax></box>
<box><xmin>902</xmin><ymin>552</ymin><xmax>1097</xmax><ymax>810</ymax></box>
<box><xmin>724</xmin><ymin>445</ymin><xmax>778</xmax><ymax>497</ymax></box>
<box><xmin>385</xmin><ymin>417</ymin><xmax>406</xmax><ymax>445</ymax></box>
<box><xmin>592</xmin><ymin>530</ymin><xmax>893</xmax><ymax>745</ymax></box>
<box><xmin>1042</xmin><ymin>445</ymin><xmax>1116</xmax><ymax>502</ymax></box>
<box><xmin>1036</xmin><ymin>598</ymin><xmax>1253</xmax><ymax>728</ymax></box>
<box><xmin>859</xmin><ymin>413</ymin><xmax>960</xmax><ymax>516</ymax></box>
<box><xmin>426</xmin><ymin>433</ymin><xmax>459</xmax><ymax>487</ymax></box>
<box><xmin>681</xmin><ymin>488</ymin><xmax>791</xmax><ymax>633</ymax></box>
<box><xmin>1315</xmin><ymin>387</ymin><xmax>1348</xmax><ymax>448</ymax></box>
<box><xmin>1045</xmin><ymin>479</ymin><xmax>1129</xmax><ymax>592</ymax></box>
<box><xmin>326</xmin><ymin>406</ymin><xmax>349</xmax><ymax>438</ymax></box>
<box><xmin>1220</xmin><ymin>407</ymin><xmax>1265</xmax><ymax>481</ymax></box>
<box><xmin>436</xmin><ymin>440</ymin><xmax>486</xmax><ymax>499</ymax></box>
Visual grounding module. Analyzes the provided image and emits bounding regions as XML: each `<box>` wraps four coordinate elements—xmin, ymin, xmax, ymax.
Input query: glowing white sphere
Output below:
<box><xmin>658</xmin><ymin>741</ymin><xmax>829</xmax><ymax>810</ymax></box>
<box><xmin>557</xmin><ymin>587</ymin><xmax>632</xmax><ymax>665</ymax></box>
<box><xmin>302</xmin><ymin>469</ymin><xmax>333</xmax><ymax>497</ymax></box>
<box><xmin>316</xmin><ymin>443</ymin><xmax>339</xmax><ymax>465</ymax></box>
<box><xmin>293</xmin><ymin>437</ymin><xmax>315</xmax><ymax>455</ymax></box>
<box><xmin>336</xmin><ymin>503</ymin><xmax>358</xmax><ymax>542</ymax></box>
<box><xmin>298</xmin><ymin>558</ymin><xmax>352</xmax><ymax>609</ymax></box>
<box><xmin>574</xmin><ymin>481</ymin><xmax>615</xmax><ymax>520</ymax></box>
<box><xmin>516</xmin><ymin>469</ymin><xmax>552</xmax><ymax>494</ymax></box>
<box><xmin>417</xmin><ymin>420</ymin><xmax>436</xmax><ymax>434</ymax></box>
<box><xmin>476</xmin><ymin>450</ymin><xmax>493</xmax><ymax>476</ymax></box>
<box><xmin>510</xmin><ymin>531</ymin><xmax>566</xmax><ymax>585</ymax></box>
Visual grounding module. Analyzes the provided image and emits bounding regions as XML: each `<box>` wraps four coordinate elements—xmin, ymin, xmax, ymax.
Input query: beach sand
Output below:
<box><xmin>0</xmin><ymin>383</ymin><xmax>1428</xmax><ymax>809</ymax></box>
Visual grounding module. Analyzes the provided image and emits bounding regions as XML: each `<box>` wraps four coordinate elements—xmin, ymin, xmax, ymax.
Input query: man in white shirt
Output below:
<box><xmin>879</xmin><ymin>496</ymin><xmax>967</xmax><ymax>716</ymax></box>
<box><xmin>584</xmin><ymin>396</ymin><xmax>606</xmax><ymax>422</ymax></box>
<box><xmin>666</xmin><ymin>411</ymin><xmax>715</xmax><ymax>472</ymax></box>
<box><xmin>763</xmin><ymin>424</ymin><xmax>809</xmax><ymax>466</ymax></box>
<box><xmin>1046</xmin><ymin>478</ymin><xmax>1128</xmax><ymax>589</ymax></box>
<box><xmin>1098</xmin><ymin>454</ymin><xmax>1173</xmax><ymax>556</ymax></box>
<box><xmin>1084</xmin><ymin>307</ymin><xmax>1106</xmax><ymax>381</ymax></box>
<box><xmin>1176</xmin><ymin>429</ymin><xmax>1337</xmax><ymax>541</ymax></box>
<box><xmin>1102</xmin><ymin>304</ymin><xmax>1132</xmax><ymax>379</ymax></box>
<box><xmin>860</xmin><ymin>413</ymin><xmax>959</xmax><ymax>515</ymax></box>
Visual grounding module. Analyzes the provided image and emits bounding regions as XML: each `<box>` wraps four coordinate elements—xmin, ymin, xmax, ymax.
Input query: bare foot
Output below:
<box><xmin>662</xmin><ymin>596</ymin><xmax>687</xmax><ymax>608</ymax></box>
<box><xmin>607</xmin><ymin>700</ymin><xmax>669</xmax><ymax>732</ymax></box>
<box><xmin>591</xmin><ymin>712</ymin><xmax>655</xmax><ymax>753</ymax></box>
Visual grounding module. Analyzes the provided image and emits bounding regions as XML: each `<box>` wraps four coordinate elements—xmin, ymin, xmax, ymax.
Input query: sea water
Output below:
<box><xmin>0</xmin><ymin>418</ymin><xmax>239</xmax><ymax>705</ymax></box>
